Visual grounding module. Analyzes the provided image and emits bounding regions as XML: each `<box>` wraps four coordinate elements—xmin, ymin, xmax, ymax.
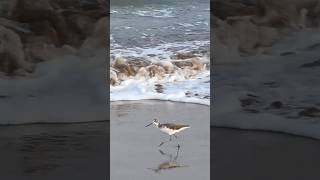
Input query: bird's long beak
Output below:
<box><xmin>145</xmin><ymin>122</ymin><xmax>153</xmax><ymax>127</ymax></box>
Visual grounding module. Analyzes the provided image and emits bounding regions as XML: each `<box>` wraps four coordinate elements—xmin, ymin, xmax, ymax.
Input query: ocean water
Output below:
<box><xmin>110</xmin><ymin>0</ymin><xmax>210</xmax><ymax>105</ymax></box>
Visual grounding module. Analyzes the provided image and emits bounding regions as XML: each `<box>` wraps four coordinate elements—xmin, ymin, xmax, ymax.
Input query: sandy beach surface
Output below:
<box><xmin>0</xmin><ymin>122</ymin><xmax>108</xmax><ymax>180</ymax></box>
<box><xmin>110</xmin><ymin>100</ymin><xmax>210</xmax><ymax>180</ymax></box>
<box><xmin>213</xmin><ymin>127</ymin><xmax>320</xmax><ymax>180</ymax></box>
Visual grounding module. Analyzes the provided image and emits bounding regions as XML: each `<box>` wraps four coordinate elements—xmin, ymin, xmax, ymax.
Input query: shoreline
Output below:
<box><xmin>2</xmin><ymin>99</ymin><xmax>319</xmax><ymax>141</ymax></box>
<box><xmin>213</xmin><ymin>126</ymin><xmax>320</xmax><ymax>141</ymax></box>
<box><xmin>111</xmin><ymin>99</ymin><xmax>210</xmax><ymax>106</ymax></box>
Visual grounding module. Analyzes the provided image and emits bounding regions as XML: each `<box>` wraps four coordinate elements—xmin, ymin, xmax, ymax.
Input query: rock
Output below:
<box><xmin>0</xmin><ymin>25</ymin><xmax>33</xmax><ymax>75</ymax></box>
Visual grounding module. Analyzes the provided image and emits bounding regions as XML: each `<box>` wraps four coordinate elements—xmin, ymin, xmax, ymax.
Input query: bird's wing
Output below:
<box><xmin>162</xmin><ymin>123</ymin><xmax>190</xmax><ymax>130</ymax></box>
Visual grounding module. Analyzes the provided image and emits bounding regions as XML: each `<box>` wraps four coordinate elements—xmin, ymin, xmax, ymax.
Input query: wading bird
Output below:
<box><xmin>145</xmin><ymin>118</ymin><xmax>190</xmax><ymax>146</ymax></box>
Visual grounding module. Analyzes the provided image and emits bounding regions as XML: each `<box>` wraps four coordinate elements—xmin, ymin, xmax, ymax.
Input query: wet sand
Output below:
<box><xmin>213</xmin><ymin>127</ymin><xmax>320</xmax><ymax>180</ymax></box>
<box><xmin>110</xmin><ymin>100</ymin><xmax>210</xmax><ymax>180</ymax></box>
<box><xmin>0</xmin><ymin>122</ymin><xmax>108</xmax><ymax>180</ymax></box>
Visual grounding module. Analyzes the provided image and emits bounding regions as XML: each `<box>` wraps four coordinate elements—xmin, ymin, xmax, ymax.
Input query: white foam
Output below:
<box><xmin>132</xmin><ymin>8</ymin><xmax>175</xmax><ymax>18</ymax></box>
<box><xmin>111</xmin><ymin>40</ymin><xmax>209</xmax><ymax>58</ymax></box>
<box><xmin>111</xmin><ymin>71</ymin><xmax>210</xmax><ymax>105</ymax></box>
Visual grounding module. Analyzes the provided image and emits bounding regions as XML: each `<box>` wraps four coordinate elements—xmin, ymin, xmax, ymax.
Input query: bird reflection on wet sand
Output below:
<box><xmin>148</xmin><ymin>146</ymin><xmax>188</xmax><ymax>173</ymax></box>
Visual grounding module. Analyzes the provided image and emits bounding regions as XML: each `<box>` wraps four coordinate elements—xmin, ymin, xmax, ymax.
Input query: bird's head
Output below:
<box><xmin>145</xmin><ymin>118</ymin><xmax>159</xmax><ymax>127</ymax></box>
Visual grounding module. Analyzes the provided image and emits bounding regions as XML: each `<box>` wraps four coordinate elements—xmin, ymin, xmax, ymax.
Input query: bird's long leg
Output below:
<box><xmin>174</xmin><ymin>134</ymin><xmax>178</xmax><ymax>139</ymax></box>
<box><xmin>174</xmin><ymin>145</ymin><xmax>180</xmax><ymax>161</ymax></box>
<box><xmin>159</xmin><ymin>136</ymin><xmax>172</xmax><ymax>147</ymax></box>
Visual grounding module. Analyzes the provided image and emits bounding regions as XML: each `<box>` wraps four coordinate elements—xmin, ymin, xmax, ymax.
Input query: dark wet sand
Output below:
<box><xmin>110</xmin><ymin>100</ymin><xmax>210</xmax><ymax>180</ymax></box>
<box><xmin>213</xmin><ymin>127</ymin><xmax>320</xmax><ymax>180</ymax></box>
<box><xmin>0</xmin><ymin>122</ymin><xmax>108</xmax><ymax>180</ymax></box>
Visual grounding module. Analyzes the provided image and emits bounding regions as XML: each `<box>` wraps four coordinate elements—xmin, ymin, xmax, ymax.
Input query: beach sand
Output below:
<box><xmin>213</xmin><ymin>127</ymin><xmax>320</xmax><ymax>180</ymax></box>
<box><xmin>110</xmin><ymin>100</ymin><xmax>210</xmax><ymax>180</ymax></box>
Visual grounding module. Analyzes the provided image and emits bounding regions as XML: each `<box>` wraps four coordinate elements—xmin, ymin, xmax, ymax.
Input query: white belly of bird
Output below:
<box><xmin>159</xmin><ymin>127</ymin><xmax>189</xmax><ymax>135</ymax></box>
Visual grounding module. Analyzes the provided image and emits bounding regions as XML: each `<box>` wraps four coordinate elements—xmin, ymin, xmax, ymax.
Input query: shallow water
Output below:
<box><xmin>110</xmin><ymin>0</ymin><xmax>210</xmax><ymax>105</ymax></box>
<box><xmin>0</xmin><ymin>122</ymin><xmax>108</xmax><ymax>180</ymax></box>
<box><xmin>110</xmin><ymin>100</ymin><xmax>210</xmax><ymax>180</ymax></box>
<box><xmin>111</xmin><ymin>0</ymin><xmax>209</xmax><ymax>51</ymax></box>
